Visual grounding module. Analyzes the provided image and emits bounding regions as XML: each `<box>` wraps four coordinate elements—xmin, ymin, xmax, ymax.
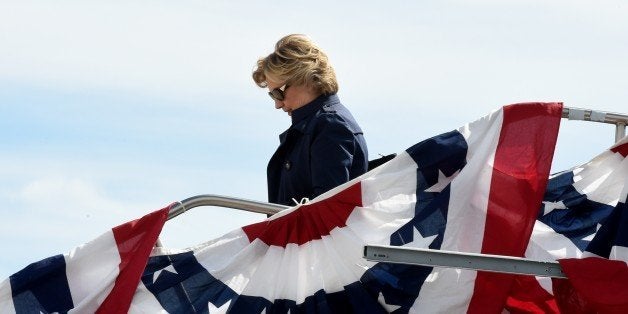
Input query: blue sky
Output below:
<box><xmin>1</xmin><ymin>0</ymin><xmax>627</xmax><ymax>278</ymax></box>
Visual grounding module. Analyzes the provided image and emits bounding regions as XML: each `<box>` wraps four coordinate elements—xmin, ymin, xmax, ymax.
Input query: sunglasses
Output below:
<box><xmin>268</xmin><ymin>84</ymin><xmax>289</xmax><ymax>101</ymax></box>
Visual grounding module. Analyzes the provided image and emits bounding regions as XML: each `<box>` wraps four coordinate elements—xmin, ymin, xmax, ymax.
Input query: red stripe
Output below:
<box><xmin>96</xmin><ymin>206</ymin><xmax>170</xmax><ymax>314</ymax></box>
<box><xmin>555</xmin><ymin>258</ymin><xmax>628</xmax><ymax>313</ymax></box>
<box><xmin>242</xmin><ymin>182</ymin><xmax>362</xmax><ymax>247</ymax></box>
<box><xmin>468</xmin><ymin>103</ymin><xmax>563</xmax><ymax>313</ymax></box>
<box><xmin>505</xmin><ymin>275</ymin><xmax>559</xmax><ymax>313</ymax></box>
<box><xmin>611</xmin><ymin>143</ymin><xmax>628</xmax><ymax>157</ymax></box>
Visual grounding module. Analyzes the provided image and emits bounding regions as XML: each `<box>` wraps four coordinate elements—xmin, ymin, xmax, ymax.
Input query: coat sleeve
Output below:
<box><xmin>309</xmin><ymin>115</ymin><xmax>360</xmax><ymax>198</ymax></box>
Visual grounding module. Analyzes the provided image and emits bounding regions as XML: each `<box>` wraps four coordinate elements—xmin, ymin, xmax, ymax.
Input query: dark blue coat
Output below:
<box><xmin>267</xmin><ymin>94</ymin><xmax>368</xmax><ymax>206</ymax></box>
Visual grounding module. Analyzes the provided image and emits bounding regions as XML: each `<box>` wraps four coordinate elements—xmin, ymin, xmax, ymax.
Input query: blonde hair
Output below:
<box><xmin>252</xmin><ymin>34</ymin><xmax>338</xmax><ymax>95</ymax></box>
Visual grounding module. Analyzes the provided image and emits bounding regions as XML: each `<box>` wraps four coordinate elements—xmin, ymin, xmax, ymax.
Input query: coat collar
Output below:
<box><xmin>278</xmin><ymin>94</ymin><xmax>340</xmax><ymax>143</ymax></box>
<box><xmin>290</xmin><ymin>93</ymin><xmax>339</xmax><ymax>126</ymax></box>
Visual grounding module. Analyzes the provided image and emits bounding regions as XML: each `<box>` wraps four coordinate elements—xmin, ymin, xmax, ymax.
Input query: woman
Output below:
<box><xmin>252</xmin><ymin>34</ymin><xmax>369</xmax><ymax>206</ymax></box>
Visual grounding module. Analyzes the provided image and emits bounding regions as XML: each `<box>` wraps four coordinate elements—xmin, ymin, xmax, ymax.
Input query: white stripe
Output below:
<box><xmin>215</xmin><ymin>223</ymin><xmax>393</xmax><ymax>303</ymax></box>
<box><xmin>361</xmin><ymin>151</ymin><xmax>417</xmax><ymax>208</ymax></box>
<box><xmin>571</xmin><ymin>150</ymin><xmax>627</xmax><ymax>206</ymax></box>
<box><xmin>358</xmin><ymin>151</ymin><xmax>418</xmax><ymax>242</ymax></box>
<box><xmin>526</xmin><ymin>221</ymin><xmax>584</xmax><ymax>260</ymax></box>
<box><xmin>412</xmin><ymin>107</ymin><xmax>504</xmax><ymax>313</ymax></box>
<box><xmin>66</xmin><ymin>230</ymin><xmax>120</xmax><ymax>313</ymax></box>
<box><xmin>205</xmin><ymin>229</ymin><xmax>375</xmax><ymax>303</ymax></box>
<box><xmin>525</xmin><ymin>217</ymin><xmax>586</xmax><ymax>296</ymax></box>
<box><xmin>610</xmin><ymin>245</ymin><xmax>628</xmax><ymax>262</ymax></box>
<box><xmin>195</xmin><ymin>228</ymin><xmax>254</xmax><ymax>272</ymax></box>
<box><xmin>525</xmin><ymin>220</ymin><xmax>582</xmax><ymax>294</ymax></box>
<box><xmin>0</xmin><ymin>278</ymin><xmax>16</xmax><ymax>314</ymax></box>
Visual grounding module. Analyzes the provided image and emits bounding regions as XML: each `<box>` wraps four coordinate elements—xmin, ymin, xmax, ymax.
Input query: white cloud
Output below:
<box><xmin>19</xmin><ymin>177</ymin><xmax>119</xmax><ymax>211</ymax></box>
<box><xmin>6</xmin><ymin>176</ymin><xmax>148</xmax><ymax>243</ymax></box>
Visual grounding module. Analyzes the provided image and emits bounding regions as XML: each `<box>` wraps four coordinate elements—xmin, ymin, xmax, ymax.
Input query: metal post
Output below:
<box><xmin>563</xmin><ymin>106</ymin><xmax>628</xmax><ymax>143</ymax></box>
<box><xmin>616</xmin><ymin>123</ymin><xmax>626</xmax><ymax>143</ymax></box>
<box><xmin>364</xmin><ymin>245</ymin><xmax>566</xmax><ymax>278</ymax></box>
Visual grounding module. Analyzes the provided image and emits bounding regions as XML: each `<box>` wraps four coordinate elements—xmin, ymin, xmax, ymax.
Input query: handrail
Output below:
<box><xmin>364</xmin><ymin>245</ymin><xmax>566</xmax><ymax>278</ymax></box>
<box><xmin>563</xmin><ymin>106</ymin><xmax>628</xmax><ymax>142</ymax></box>
<box><xmin>167</xmin><ymin>194</ymin><xmax>288</xmax><ymax>220</ymax></box>
<box><xmin>157</xmin><ymin>195</ymin><xmax>288</xmax><ymax>247</ymax></box>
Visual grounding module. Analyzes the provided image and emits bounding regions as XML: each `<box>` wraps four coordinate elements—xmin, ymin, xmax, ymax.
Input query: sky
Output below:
<box><xmin>1</xmin><ymin>0</ymin><xmax>627</xmax><ymax>279</ymax></box>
